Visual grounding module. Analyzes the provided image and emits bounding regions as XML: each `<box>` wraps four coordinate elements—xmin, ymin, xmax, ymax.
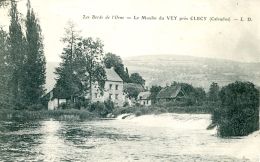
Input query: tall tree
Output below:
<box><xmin>8</xmin><ymin>0</ymin><xmax>26</xmax><ymax>107</ymax></box>
<box><xmin>55</xmin><ymin>22</ymin><xmax>82</xmax><ymax>101</ymax></box>
<box><xmin>208</xmin><ymin>82</ymin><xmax>220</xmax><ymax>102</ymax></box>
<box><xmin>23</xmin><ymin>0</ymin><xmax>46</xmax><ymax>105</ymax></box>
<box><xmin>0</xmin><ymin>27</ymin><xmax>11</xmax><ymax>108</ymax></box>
<box><xmin>75</xmin><ymin>37</ymin><xmax>106</xmax><ymax>99</ymax></box>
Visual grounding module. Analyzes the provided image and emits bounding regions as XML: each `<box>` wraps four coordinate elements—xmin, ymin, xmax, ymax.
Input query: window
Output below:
<box><xmin>115</xmin><ymin>94</ymin><xmax>119</xmax><ymax>100</ymax></box>
<box><xmin>115</xmin><ymin>85</ymin><xmax>118</xmax><ymax>90</ymax></box>
<box><xmin>109</xmin><ymin>94</ymin><xmax>112</xmax><ymax>100</ymax></box>
<box><xmin>109</xmin><ymin>84</ymin><xmax>112</xmax><ymax>90</ymax></box>
<box><xmin>147</xmin><ymin>100</ymin><xmax>149</xmax><ymax>104</ymax></box>
<box><xmin>95</xmin><ymin>93</ymin><xmax>98</xmax><ymax>98</ymax></box>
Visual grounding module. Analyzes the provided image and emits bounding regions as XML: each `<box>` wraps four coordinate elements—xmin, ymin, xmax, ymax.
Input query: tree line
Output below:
<box><xmin>0</xmin><ymin>1</ymin><xmax>146</xmax><ymax>110</ymax></box>
<box><xmin>0</xmin><ymin>0</ymin><xmax>45</xmax><ymax>110</ymax></box>
<box><xmin>53</xmin><ymin>22</ymin><xmax>146</xmax><ymax>107</ymax></box>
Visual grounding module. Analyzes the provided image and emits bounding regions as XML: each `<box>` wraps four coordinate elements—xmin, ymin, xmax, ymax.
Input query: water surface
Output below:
<box><xmin>0</xmin><ymin>113</ymin><xmax>259</xmax><ymax>161</ymax></box>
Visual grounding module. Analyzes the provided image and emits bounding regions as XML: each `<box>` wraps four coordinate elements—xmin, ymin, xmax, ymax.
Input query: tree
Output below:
<box><xmin>194</xmin><ymin>87</ymin><xmax>206</xmax><ymax>104</ymax></box>
<box><xmin>150</xmin><ymin>85</ymin><xmax>162</xmax><ymax>104</ymax></box>
<box><xmin>124</xmin><ymin>83</ymin><xmax>144</xmax><ymax>100</ymax></box>
<box><xmin>104</xmin><ymin>53</ymin><xmax>130</xmax><ymax>82</ymax></box>
<box><xmin>130</xmin><ymin>73</ymin><xmax>145</xmax><ymax>86</ymax></box>
<box><xmin>55</xmin><ymin>22</ymin><xmax>82</xmax><ymax>101</ymax></box>
<box><xmin>216</xmin><ymin>81</ymin><xmax>259</xmax><ymax>137</ymax></box>
<box><xmin>75</xmin><ymin>37</ymin><xmax>106</xmax><ymax>99</ymax></box>
<box><xmin>0</xmin><ymin>27</ymin><xmax>11</xmax><ymax>108</ymax></box>
<box><xmin>22</xmin><ymin>0</ymin><xmax>46</xmax><ymax>106</ymax></box>
<box><xmin>8</xmin><ymin>1</ymin><xmax>26</xmax><ymax>108</ymax></box>
<box><xmin>208</xmin><ymin>82</ymin><xmax>220</xmax><ymax>102</ymax></box>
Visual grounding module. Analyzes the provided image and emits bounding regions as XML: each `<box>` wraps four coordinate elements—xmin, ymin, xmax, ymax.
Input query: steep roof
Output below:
<box><xmin>156</xmin><ymin>85</ymin><xmax>182</xmax><ymax>99</ymax></box>
<box><xmin>138</xmin><ymin>91</ymin><xmax>151</xmax><ymax>100</ymax></box>
<box><xmin>105</xmin><ymin>68</ymin><xmax>123</xmax><ymax>82</ymax></box>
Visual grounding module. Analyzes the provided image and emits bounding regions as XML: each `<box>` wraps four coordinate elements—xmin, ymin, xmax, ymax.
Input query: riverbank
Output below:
<box><xmin>0</xmin><ymin>109</ymin><xmax>96</xmax><ymax>121</ymax></box>
<box><xmin>0</xmin><ymin>104</ymin><xmax>214</xmax><ymax>121</ymax></box>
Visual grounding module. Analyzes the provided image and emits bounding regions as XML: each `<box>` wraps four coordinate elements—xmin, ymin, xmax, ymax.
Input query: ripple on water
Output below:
<box><xmin>0</xmin><ymin>114</ymin><xmax>260</xmax><ymax>161</ymax></box>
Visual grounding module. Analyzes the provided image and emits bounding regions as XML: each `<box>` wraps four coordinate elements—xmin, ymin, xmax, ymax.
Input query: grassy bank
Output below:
<box><xmin>113</xmin><ymin>104</ymin><xmax>215</xmax><ymax>117</ymax></box>
<box><xmin>0</xmin><ymin>103</ymin><xmax>216</xmax><ymax>121</ymax></box>
<box><xmin>0</xmin><ymin>109</ymin><xmax>96</xmax><ymax>121</ymax></box>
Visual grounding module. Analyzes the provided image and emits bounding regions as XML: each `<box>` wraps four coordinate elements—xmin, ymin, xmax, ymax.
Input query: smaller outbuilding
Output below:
<box><xmin>45</xmin><ymin>88</ymin><xmax>68</xmax><ymax>110</ymax></box>
<box><xmin>137</xmin><ymin>91</ymin><xmax>152</xmax><ymax>106</ymax></box>
<box><xmin>156</xmin><ymin>85</ymin><xmax>186</xmax><ymax>102</ymax></box>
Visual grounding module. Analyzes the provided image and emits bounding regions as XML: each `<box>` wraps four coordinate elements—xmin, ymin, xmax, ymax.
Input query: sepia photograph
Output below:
<box><xmin>0</xmin><ymin>0</ymin><xmax>260</xmax><ymax>161</ymax></box>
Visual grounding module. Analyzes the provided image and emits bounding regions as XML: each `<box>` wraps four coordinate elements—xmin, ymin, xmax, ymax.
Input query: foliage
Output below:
<box><xmin>193</xmin><ymin>87</ymin><xmax>206</xmax><ymax>104</ymax></box>
<box><xmin>216</xmin><ymin>81</ymin><xmax>259</xmax><ymax>137</ymax></box>
<box><xmin>124</xmin><ymin>83</ymin><xmax>144</xmax><ymax>99</ymax></box>
<box><xmin>89</xmin><ymin>100</ymin><xmax>115</xmax><ymax>117</ymax></box>
<box><xmin>74</xmin><ymin>37</ymin><xmax>106</xmax><ymax>97</ymax></box>
<box><xmin>130</xmin><ymin>73</ymin><xmax>145</xmax><ymax>86</ymax></box>
<box><xmin>170</xmin><ymin>82</ymin><xmax>206</xmax><ymax>106</ymax></box>
<box><xmin>22</xmin><ymin>0</ymin><xmax>46</xmax><ymax>106</ymax></box>
<box><xmin>27</xmin><ymin>104</ymin><xmax>45</xmax><ymax>111</ymax></box>
<box><xmin>104</xmin><ymin>53</ymin><xmax>130</xmax><ymax>82</ymax></box>
<box><xmin>208</xmin><ymin>82</ymin><xmax>220</xmax><ymax>102</ymax></box>
<box><xmin>0</xmin><ymin>27</ymin><xmax>11</xmax><ymax>109</ymax></box>
<box><xmin>150</xmin><ymin>85</ymin><xmax>162</xmax><ymax>104</ymax></box>
<box><xmin>123</xmin><ymin>101</ymin><xmax>130</xmax><ymax>107</ymax></box>
<box><xmin>8</xmin><ymin>1</ymin><xmax>27</xmax><ymax>107</ymax></box>
<box><xmin>0</xmin><ymin>109</ymin><xmax>95</xmax><ymax>121</ymax></box>
<box><xmin>55</xmin><ymin>22</ymin><xmax>82</xmax><ymax>100</ymax></box>
<box><xmin>104</xmin><ymin>100</ymin><xmax>114</xmax><ymax>113</ymax></box>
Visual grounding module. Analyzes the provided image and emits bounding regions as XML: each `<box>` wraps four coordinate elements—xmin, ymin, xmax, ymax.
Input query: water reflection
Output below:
<box><xmin>0</xmin><ymin>121</ymin><xmax>42</xmax><ymax>161</ymax></box>
<box><xmin>0</xmin><ymin>114</ymin><xmax>259</xmax><ymax>161</ymax></box>
<box><xmin>37</xmin><ymin>120</ymin><xmax>66</xmax><ymax>161</ymax></box>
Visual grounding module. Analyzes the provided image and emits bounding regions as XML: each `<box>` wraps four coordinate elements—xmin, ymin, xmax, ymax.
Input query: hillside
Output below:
<box><xmin>45</xmin><ymin>55</ymin><xmax>260</xmax><ymax>92</ymax></box>
<box><xmin>123</xmin><ymin>55</ymin><xmax>260</xmax><ymax>90</ymax></box>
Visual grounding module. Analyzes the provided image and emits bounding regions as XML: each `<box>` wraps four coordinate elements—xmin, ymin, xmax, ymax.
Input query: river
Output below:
<box><xmin>0</xmin><ymin>113</ymin><xmax>259</xmax><ymax>161</ymax></box>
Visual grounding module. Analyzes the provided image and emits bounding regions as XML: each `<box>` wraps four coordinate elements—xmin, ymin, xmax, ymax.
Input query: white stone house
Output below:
<box><xmin>137</xmin><ymin>91</ymin><xmax>152</xmax><ymax>106</ymax></box>
<box><xmin>46</xmin><ymin>67</ymin><xmax>126</xmax><ymax>110</ymax></box>
<box><xmin>90</xmin><ymin>68</ymin><xmax>125</xmax><ymax>107</ymax></box>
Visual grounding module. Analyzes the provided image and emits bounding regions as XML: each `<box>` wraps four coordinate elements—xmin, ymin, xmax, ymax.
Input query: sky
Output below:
<box><xmin>0</xmin><ymin>0</ymin><xmax>259</xmax><ymax>62</ymax></box>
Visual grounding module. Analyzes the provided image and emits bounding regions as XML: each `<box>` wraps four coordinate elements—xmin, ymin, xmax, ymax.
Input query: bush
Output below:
<box><xmin>217</xmin><ymin>81</ymin><xmax>259</xmax><ymax>137</ymax></box>
<box><xmin>135</xmin><ymin>110</ymin><xmax>142</xmax><ymax>117</ymax></box>
<box><xmin>123</xmin><ymin>101</ymin><xmax>129</xmax><ymax>107</ymax></box>
<box><xmin>104</xmin><ymin>100</ymin><xmax>114</xmax><ymax>113</ymax></box>
<box><xmin>27</xmin><ymin>104</ymin><xmax>45</xmax><ymax>111</ymax></box>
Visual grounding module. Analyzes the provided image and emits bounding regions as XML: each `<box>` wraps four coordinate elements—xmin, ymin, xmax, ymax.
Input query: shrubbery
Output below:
<box><xmin>216</xmin><ymin>81</ymin><xmax>259</xmax><ymax>137</ymax></box>
<box><xmin>0</xmin><ymin>109</ymin><xmax>95</xmax><ymax>121</ymax></box>
<box><xmin>27</xmin><ymin>104</ymin><xmax>45</xmax><ymax>111</ymax></box>
<box><xmin>88</xmin><ymin>100</ymin><xmax>115</xmax><ymax>117</ymax></box>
